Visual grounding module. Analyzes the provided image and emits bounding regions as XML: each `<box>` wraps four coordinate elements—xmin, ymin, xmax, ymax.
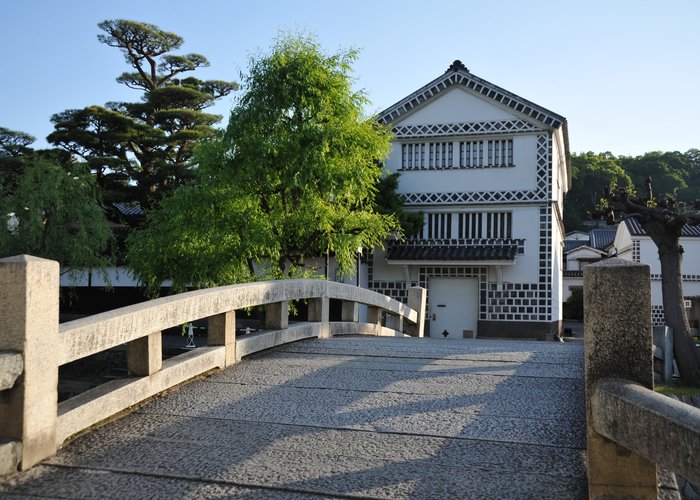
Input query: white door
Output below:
<box><xmin>429</xmin><ymin>278</ymin><xmax>479</xmax><ymax>339</ymax></box>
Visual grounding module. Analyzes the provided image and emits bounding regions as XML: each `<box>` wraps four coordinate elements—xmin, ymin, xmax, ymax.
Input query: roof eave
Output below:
<box><xmin>376</xmin><ymin>65</ymin><xmax>567</xmax><ymax>131</ymax></box>
<box><xmin>386</xmin><ymin>259</ymin><xmax>516</xmax><ymax>266</ymax></box>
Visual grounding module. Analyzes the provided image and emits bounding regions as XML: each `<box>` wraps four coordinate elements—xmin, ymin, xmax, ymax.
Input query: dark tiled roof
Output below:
<box><xmin>113</xmin><ymin>202</ymin><xmax>144</xmax><ymax>217</ymax></box>
<box><xmin>386</xmin><ymin>243</ymin><xmax>518</xmax><ymax>261</ymax></box>
<box><xmin>563</xmin><ymin>240</ymin><xmax>588</xmax><ymax>253</ymax></box>
<box><xmin>563</xmin><ymin>229</ymin><xmax>617</xmax><ymax>254</ymax></box>
<box><xmin>589</xmin><ymin>229</ymin><xmax>617</xmax><ymax>249</ymax></box>
<box><xmin>625</xmin><ymin>218</ymin><xmax>700</xmax><ymax>237</ymax></box>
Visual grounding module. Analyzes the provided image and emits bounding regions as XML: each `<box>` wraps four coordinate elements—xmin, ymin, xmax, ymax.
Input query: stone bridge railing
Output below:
<box><xmin>0</xmin><ymin>255</ymin><xmax>426</xmax><ymax>473</ymax></box>
<box><xmin>584</xmin><ymin>258</ymin><xmax>700</xmax><ymax>498</ymax></box>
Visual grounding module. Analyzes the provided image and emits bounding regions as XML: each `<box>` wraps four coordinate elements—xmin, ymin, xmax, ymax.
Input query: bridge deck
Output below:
<box><xmin>1</xmin><ymin>336</ymin><xmax>586</xmax><ymax>499</ymax></box>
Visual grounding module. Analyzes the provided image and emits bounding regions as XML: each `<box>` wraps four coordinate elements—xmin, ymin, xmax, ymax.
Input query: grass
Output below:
<box><xmin>654</xmin><ymin>382</ymin><xmax>700</xmax><ymax>397</ymax></box>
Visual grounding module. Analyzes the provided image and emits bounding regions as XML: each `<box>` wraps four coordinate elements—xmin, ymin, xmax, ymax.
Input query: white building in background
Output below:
<box><xmin>562</xmin><ymin>228</ymin><xmax>617</xmax><ymax>300</ymax></box>
<box><xmin>368</xmin><ymin>61</ymin><xmax>570</xmax><ymax>341</ymax></box>
<box><xmin>613</xmin><ymin>218</ymin><xmax>700</xmax><ymax>327</ymax></box>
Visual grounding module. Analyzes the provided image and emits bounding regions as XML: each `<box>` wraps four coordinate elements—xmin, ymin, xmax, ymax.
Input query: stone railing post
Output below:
<box><xmin>308</xmin><ymin>296</ymin><xmax>330</xmax><ymax>339</ymax></box>
<box><xmin>208</xmin><ymin>311</ymin><xmax>236</xmax><ymax>366</ymax></box>
<box><xmin>340</xmin><ymin>300</ymin><xmax>359</xmax><ymax>322</ymax></box>
<box><xmin>0</xmin><ymin>255</ymin><xmax>59</xmax><ymax>470</ymax></box>
<box><xmin>127</xmin><ymin>331</ymin><xmax>162</xmax><ymax>376</ymax></box>
<box><xmin>366</xmin><ymin>306</ymin><xmax>382</xmax><ymax>335</ymax></box>
<box><xmin>406</xmin><ymin>287</ymin><xmax>427</xmax><ymax>337</ymax></box>
<box><xmin>265</xmin><ymin>301</ymin><xmax>289</xmax><ymax>330</ymax></box>
<box><xmin>584</xmin><ymin>258</ymin><xmax>657</xmax><ymax>499</ymax></box>
<box><xmin>384</xmin><ymin>313</ymin><xmax>403</xmax><ymax>333</ymax></box>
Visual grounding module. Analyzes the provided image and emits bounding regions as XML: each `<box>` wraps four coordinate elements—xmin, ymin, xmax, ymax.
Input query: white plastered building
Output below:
<box><xmin>613</xmin><ymin>218</ymin><xmax>700</xmax><ymax>327</ymax></box>
<box><xmin>368</xmin><ymin>61</ymin><xmax>570</xmax><ymax>341</ymax></box>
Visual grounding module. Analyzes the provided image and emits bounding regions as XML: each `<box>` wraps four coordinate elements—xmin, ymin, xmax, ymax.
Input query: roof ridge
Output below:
<box><xmin>376</xmin><ymin>62</ymin><xmax>566</xmax><ymax>128</ymax></box>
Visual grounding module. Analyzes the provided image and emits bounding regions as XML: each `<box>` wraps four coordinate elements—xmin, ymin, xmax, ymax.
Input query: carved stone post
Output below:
<box><xmin>0</xmin><ymin>255</ymin><xmax>59</xmax><ymax>470</ymax></box>
<box><xmin>584</xmin><ymin>258</ymin><xmax>657</xmax><ymax>499</ymax></box>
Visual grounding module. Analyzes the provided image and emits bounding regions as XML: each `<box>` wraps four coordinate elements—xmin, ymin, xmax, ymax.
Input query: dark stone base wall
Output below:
<box><xmin>476</xmin><ymin>320</ymin><xmax>562</xmax><ymax>341</ymax></box>
<box><xmin>423</xmin><ymin>320</ymin><xmax>563</xmax><ymax>341</ymax></box>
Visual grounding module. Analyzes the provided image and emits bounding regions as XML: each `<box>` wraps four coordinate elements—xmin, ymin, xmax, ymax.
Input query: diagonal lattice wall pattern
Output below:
<box><xmin>393</xmin><ymin>119</ymin><xmax>540</xmax><ymax>139</ymax></box>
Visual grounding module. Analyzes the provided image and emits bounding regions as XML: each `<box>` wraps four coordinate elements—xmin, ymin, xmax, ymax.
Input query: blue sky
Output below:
<box><xmin>2</xmin><ymin>0</ymin><xmax>698</xmax><ymax>155</ymax></box>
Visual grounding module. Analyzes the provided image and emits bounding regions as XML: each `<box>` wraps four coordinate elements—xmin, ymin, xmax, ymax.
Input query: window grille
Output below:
<box><xmin>424</xmin><ymin>211</ymin><xmax>511</xmax><ymax>240</ymax></box>
<box><xmin>402</xmin><ymin>139</ymin><xmax>513</xmax><ymax>170</ymax></box>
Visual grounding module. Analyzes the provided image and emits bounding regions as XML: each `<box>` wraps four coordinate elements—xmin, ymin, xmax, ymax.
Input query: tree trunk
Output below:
<box><xmin>655</xmin><ymin>234</ymin><xmax>700</xmax><ymax>386</ymax></box>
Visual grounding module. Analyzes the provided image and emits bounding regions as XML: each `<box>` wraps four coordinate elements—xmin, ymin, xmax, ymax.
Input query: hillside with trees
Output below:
<box><xmin>564</xmin><ymin>149</ymin><xmax>700</xmax><ymax>232</ymax></box>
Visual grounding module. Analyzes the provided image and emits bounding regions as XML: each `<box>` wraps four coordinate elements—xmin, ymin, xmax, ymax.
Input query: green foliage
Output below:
<box><xmin>0</xmin><ymin>126</ymin><xmax>35</xmax><ymax>156</ymax></box>
<box><xmin>127</xmin><ymin>33</ymin><xmax>400</xmax><ymax>295</ymax></box>
<box><xmin>562</xmin><ymin>288</ymin><xmax>583</xmax><ymax>321</ymax></box>
<box><xmin>376</xmin><ymin>172</ymin><xmax>423</xmax><ymax>237</ymax></box>
<box><xmin>0</xmin><ymin>158</ymin><xmax>114</xmax><ymax>273</ymax></box>
<box><xmin>0</xmin><ymin>127</ymin><xmax>36</xmax><ymax>197</ymax></box>
<box><xmin>619</xmin><ymin>151</ymin><xmax>692</xmax><ymax>201</ymax></box>
<box><xmin>566</xmin><ymin>149</ymin><xmax>700</xmax><ymax>232</ymax></box>
<box><xmin>48</xmin><ymin>19</ymin><xmax>238</xmax><ymax>208</ymax></box>
<box><xmin>564</xmin><ymin>152</ymin><xmax>632</xmax><ymax>231</ymax></box>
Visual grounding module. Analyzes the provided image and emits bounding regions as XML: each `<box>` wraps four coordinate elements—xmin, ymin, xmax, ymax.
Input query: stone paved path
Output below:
<box><xmin>0</xmin><ymin>336</ymin><xmax>587</xmax><ymax>499</ymax></box>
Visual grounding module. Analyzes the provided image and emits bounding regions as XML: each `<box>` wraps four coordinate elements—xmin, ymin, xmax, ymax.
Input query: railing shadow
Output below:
<box><xmin>5</xmin><ymin>337</ymin><xmax>588</xmax><ymax>498</ymax></box>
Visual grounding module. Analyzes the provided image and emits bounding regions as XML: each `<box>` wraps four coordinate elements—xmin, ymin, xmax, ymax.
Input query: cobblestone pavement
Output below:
<box><xmin>1</xmin><ymin>336</ymin><xmax>587</xmax><ymax>499</ymax></box>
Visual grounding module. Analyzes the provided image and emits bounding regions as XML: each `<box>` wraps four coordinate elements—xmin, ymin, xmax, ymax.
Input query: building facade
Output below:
<box><xmin>562</xmin><ymin>228</ymin><xmax>617</xmax><ymax>300</ymax></box>
<box><xmin>613</xmin><ymin>218</ymin><xmax>700</xmax><ymax>328</ymax></box>
<box><xmin>368</xmin><ymin>61</ymin><xmax>570</xmax><ymax>341</ymax></box>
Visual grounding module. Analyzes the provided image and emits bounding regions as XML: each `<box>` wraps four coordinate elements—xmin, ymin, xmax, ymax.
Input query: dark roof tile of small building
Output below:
<box><xmin>589</xmin><ymin>229</ymin><xmax>617</xmax><ymax>249</ymax></box>
<box><xmin>386</xmin><ymin>243</ymin><xmax>518</xmax><ymax>261</ymax></box>
<box><xmin>624</xmin><ymin>217</ymin><xmax>700</xmax><ymax>237</ymax></box>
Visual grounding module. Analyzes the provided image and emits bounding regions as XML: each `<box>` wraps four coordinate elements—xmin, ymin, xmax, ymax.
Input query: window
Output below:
<box><xmin>402</xmin><ymin>139</ymin><xmax>513</xmax><ymax>170</ymax></box>
<box><xmin>425</xmin><ymin>212</ymin><xmax>452</xmax><ymax>239</ymax></box>
<box><xmin>459</xmin><ymin>139</ymin><xmax>513</xmax><ymax>168</ymax></box>
<box><xmin>422</xmin><ymin>211</ymin><xmax>512</xmax><ymax>240</ymax></box>
<box><xmin>484</xmin><ymin>212</ymin><xmax>512</xmax><ymax>238</ymax></box>
<box><xmin>401</xmin><ymin>143</ymin><xmax>425</xmax><ymax>169</ymax></box>
<box><xmin>428</xmin><ymin>142</ymin><xmax>453</xmax><ymax>169</ymax></box>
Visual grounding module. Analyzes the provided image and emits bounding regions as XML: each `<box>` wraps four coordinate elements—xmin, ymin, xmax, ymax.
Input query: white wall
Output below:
<box><xmin>396</xmin><ymin>87</ymin><xmax>519</xmax><ymax>125</ymax></box>
<box><xmin>551</xmin><ymin>205</ymin><xmax>563</xmax><ymax>322</ymax></box>
<box><xmin>566</xmin><ymin>247</ymin><xmax>605</xmax><ymax>270</ymax></box>
<box><xmin>505</xmin><ymin>205</ymin><xmax>540</xmax><ymax>283</ymax></box>
<box><xmin>371</xmin><ymin>246</ymin><xmax>410</xmax><ymax>282</ymax></box>
<box><xmin>651</xmin><ymin>280</ymin><xmax>700</xmax><ymax>306</ymax></box>
<box><xmin>552</xmin><ymin>128</ymin><xmax>569</xmax><ymax>198</ymax></box>
<box><xmin>613</xmin><ymin>224</ymin><xmax>634</xmax><ymax>258</ymax></box>
<box><xmin>386</xmin><ymin>135</ymin><xmax>540</xmax><ymax>194</ymax></box>
<box><xmin>680</xmin><ymin>239</ymin><xmax>700</xmax><ymax>275</ymax></box>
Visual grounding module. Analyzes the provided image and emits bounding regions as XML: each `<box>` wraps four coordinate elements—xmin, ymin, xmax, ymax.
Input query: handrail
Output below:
<box><xmin>0</xmin><ymin>255</ymin><xmax>427</xmax><ymax>472</ymax></box>
<box><xmin>591</xmin><ymin>378</ymin><xmax>700</xmax><ymax>485</ymax></box>
<box><xmin>583</xmin><ymin>258</ymin><xmax>700</xmax><ymax>498</ymax></box>
<box><xmin>59</xmin><ymin>279</ymin><xmax>418</xmax><ymax>365</ymax></box>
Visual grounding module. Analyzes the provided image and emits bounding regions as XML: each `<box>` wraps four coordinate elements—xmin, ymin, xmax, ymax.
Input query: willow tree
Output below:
<box><xmin>594</xmin><ymin>180</ymin><xmax>700</xmax><ymax>386</ymax></box>
<box><xmin>0</xmin><ymin>158</ymin><xmax>113</xmax><ymax>274</ymax></box>
<box><xmin>48</xmin><ymin>19</ymin><xmax>238</xmax><ymax>207</ymax></box>
<box><xmin>127</xmin><ymin>34</ymin><xmax>400</xmax><ymax>294</ymax></box>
